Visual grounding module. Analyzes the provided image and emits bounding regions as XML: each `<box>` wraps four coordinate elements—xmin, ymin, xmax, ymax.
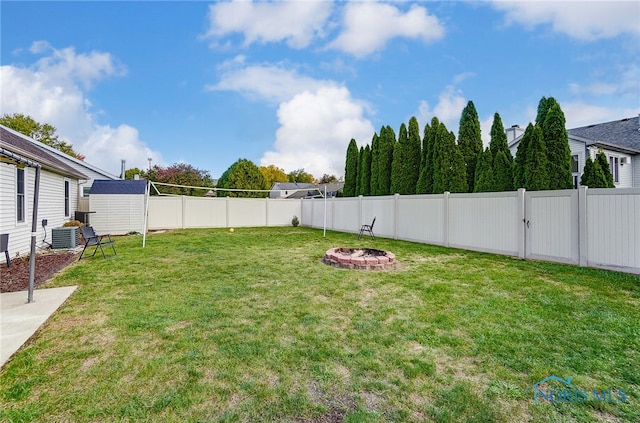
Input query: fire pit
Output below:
<box><xmin>322</xmin><ymin>247</ymin><xmax>397</xmax><ymax>270</ymax></box>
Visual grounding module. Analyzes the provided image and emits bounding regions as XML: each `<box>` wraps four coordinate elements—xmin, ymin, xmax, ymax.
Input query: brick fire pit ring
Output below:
<box><xmin>322</xmin><ymin>247</ymin><xmax>397</xmax><ymax>270</ymax></box>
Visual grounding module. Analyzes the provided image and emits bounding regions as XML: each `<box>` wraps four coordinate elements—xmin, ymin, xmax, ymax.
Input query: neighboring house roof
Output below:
<box><xmin>568</xmin><ymin>116</ymin><xmax>640</xmax><ymax>154</ymax></box>
<box><xmin>90</xmin><ymin>179</ymin><xmax>147</xmax><ymax>194</ymax></box>
<box><xmin>270</xmin><ymin>182</ymin><xmax>344</xmax><ymax>199</ymax></box>
<box><xmin>0</xmin><ymin>126</ymin><xmax>87</xmax><ymax>179</ymax></box>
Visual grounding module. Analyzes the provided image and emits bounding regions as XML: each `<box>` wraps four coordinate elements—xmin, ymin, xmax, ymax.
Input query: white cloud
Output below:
<box><xmin>204</xmin><ymin>0</ymin><xmax>333</xmax><ymax>49</ymax></box>
<box><xmin>416</xmin><ymin>85</ymin><xmax>467</xmax><ymax>133</ymax></box>
<box><xmin>0</xmin><ymin>44</ymin><xmax>161</xmax><ymax>175</ymax></box>
<box><xmin>569</xmin><ymin>62</ymin><xmax>639</xmax><ymax>97</ymax></box>
<box><xmin>328</xmin><ymin>2</ymin><xmax>445</xmax><ymax>58</ymax></box>
<box><xmin>261</xmin><ymin>86</ymin><xmax>375</xmax><ymax>178</ymax></box>
<box><xmin>491</xmin><ymin>1</ymin><xmax>640</xmax><ymax>40</ymax></box>
<box><xmin>206</xmin><ymin>59</ymin><xmax>334</xmax><ymax>104</ymax></box>
<box><xmin>562</xmin><ymin>101</ymin><xmax>639</xmax><ymax>128</ymax></box>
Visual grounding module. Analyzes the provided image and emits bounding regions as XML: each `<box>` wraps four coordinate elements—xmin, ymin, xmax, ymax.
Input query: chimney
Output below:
<box><xmin>505</xmin><ymin>124</ymin><xmax>524</xmax><ymax>142</ymax></box>
<box><xmin>121</xmin><ymin>159</ymin><xmax>126</xmax><ymax>180</ymax></box>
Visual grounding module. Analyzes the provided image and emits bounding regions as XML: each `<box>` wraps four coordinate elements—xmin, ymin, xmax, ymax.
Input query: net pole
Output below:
<box><xmin>323</xmin><ymin>185</ymin><xmax>327</xmax><ymax>237</ymax></box>
<box><xmin>142</xmin><ymin>180</ymin><xmax>151</xmax><ymax>248</ymax></box>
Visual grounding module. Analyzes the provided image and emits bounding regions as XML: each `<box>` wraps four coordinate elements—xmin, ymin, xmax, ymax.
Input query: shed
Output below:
<box><xmin>89</xmin><ymin>179</ymin><xmax>147</xmax><ymax>235</ymax></box>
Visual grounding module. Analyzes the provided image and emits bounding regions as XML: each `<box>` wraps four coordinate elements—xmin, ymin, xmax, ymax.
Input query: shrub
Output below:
<box><xmin>62</xmin><ymin>220</ymin><xmax>83</xmax><ymax>227</ymax></box>
<box><xmin>291</xmin><ymin>215</ymin><xmax>299</xmax><ymax>227</ymax></box>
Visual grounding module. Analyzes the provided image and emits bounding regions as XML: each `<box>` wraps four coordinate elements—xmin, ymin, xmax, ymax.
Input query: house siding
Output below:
<box><xmin>633</xmin><ymin>155</ymin><xmax>640</xmax><ymax>188</ymax></box>
<box><xmin>0</xmin><ymin>163</ymin><xmax>79</xmax><ymax>261</ymax></box>
<box><xmin>89</xmin><ymin>194</ymin><xmax>145</xmax><ymax>235</ymax></box>
<box><xmin>587</xmin><ymin>147</ymin><xmax>634</xmax><ymax>188</ymax></box>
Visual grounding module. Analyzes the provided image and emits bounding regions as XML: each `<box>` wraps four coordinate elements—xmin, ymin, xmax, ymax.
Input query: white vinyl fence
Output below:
<box><xmin>301</xmin><ymin>187</ymin><xmax>640</xmax><ymax>274</ymax></box>
<box><xmin>147</xmin><ymin>196</ymin><xmax>302</xmax><ymax>230</ymax></box>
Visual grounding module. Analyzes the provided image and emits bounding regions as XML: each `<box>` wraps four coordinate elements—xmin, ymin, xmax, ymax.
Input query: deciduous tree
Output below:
<box><xmin>0</xmin><ymin>113</ymin><xmax>84</xmax><ymax>159</ymax></box>
<box><xmin>260</xmin><ymin>165</ymin><xmax>288</xmax><ymax>189</ymax></box>
<box><xmin>149</xmin><ymin>163</ymin><xmax>214</xmax><ymax>196</ymax></box>
<box><xmin>217</xmin><ymin>158</ymin><xmax>267</xmax><ymax>197</ymax></box>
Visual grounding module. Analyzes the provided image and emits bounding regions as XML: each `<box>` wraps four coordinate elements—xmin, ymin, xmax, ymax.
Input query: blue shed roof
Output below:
<box><xmin>90</xmin><ymin>179</ymin><xmax>147</xmax><ymax>195</ymax></box>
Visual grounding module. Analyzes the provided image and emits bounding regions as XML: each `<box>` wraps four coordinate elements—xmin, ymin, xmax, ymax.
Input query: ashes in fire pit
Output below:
<box><xmin>322</xmin><ymin>247</ymin><xmax>397</xmax><ymax>270</ymax></box>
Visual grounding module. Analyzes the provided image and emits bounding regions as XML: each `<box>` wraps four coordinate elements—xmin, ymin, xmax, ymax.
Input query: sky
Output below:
<box><xmin>1</xmin><ymin>1</ymin><xmax>639</xmax><ymax>180</ymax></box>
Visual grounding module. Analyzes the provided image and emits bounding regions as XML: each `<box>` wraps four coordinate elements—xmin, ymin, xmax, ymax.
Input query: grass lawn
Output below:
<box><xmin>1</xmin><ymin>227</ymin><xmax>638</xmax><ymax>422</ymax></box>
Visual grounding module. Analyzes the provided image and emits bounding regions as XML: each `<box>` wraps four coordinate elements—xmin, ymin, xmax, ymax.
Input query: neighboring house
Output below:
<box><xmin>508</xmin><ymin>116</ymin><xmax>640</xmax><ymax>188</ymax></box>
<box><xmin>270</xmin><ymin>182</ymin><xmax>344</xmax><ymax>199</ymax></box>
<box><xmin>89</xmin><ymin>179</ymin><xmax>147</xmax><ymax>235</ymax></box>
<box><xmin>0</xmin><ymin>126</ymin><xmax>87</xmax><ymax>260</ymax></box>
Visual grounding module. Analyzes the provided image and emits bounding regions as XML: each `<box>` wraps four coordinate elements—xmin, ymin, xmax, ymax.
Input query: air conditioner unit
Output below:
<box><xmin>51</xmin><ymin>227</ymin><xmax>78</xmax><ymax>249</ymax></box>
<box><xmin>620</xmin><ymin>157</ymin><xmax>628</xmax><ymax>164</ymax></box>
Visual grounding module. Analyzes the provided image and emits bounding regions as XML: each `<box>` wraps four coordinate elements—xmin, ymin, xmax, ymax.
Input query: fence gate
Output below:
<box><xmin>525</xmin><ymin>190</ymin><xmax>579</xmax><ymax>265</ymax></box>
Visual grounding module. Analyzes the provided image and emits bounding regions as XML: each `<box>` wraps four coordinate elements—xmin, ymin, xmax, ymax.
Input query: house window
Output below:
<box><xmin>17</xmin><ymin>168</ymin><xmax>25</xmax><ymax>222</ymax></box>
<box><xmin>609</xmin><ymin>156</ymin><xmax>619</xmax><ymax>183</ymax></box>
<box><xmin>571</xmin><ymin>155</ymin><xmax>579</xmax><ymax>173</ymax></box>
<box><xmin>82</xmin><ymin>186</ymin><xmax>91</xmax><ymax>197</ymax></box>
<box><xmin>64</xmin><ymin>180</ymin><xmax>70</xmax><ymax>217</ymax></box>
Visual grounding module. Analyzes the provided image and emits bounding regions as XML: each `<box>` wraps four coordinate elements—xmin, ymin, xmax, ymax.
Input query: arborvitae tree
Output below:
<box><xmin>457</xmin><ymin>101</ymin><xmax>482</xmax><ymax>192</ymax></box>
<box><xmin>580</xmin><ymin>156</ymin><xmax>609</xmax><ymax>188</ymax></box>
<box><xmin>433</xmin><ymin>122</ymin><xmax>468</xmax><ymax>193</ymax></box>
<box><xmin>474</xmin><ymin>148</ymin><xmax>495</xmax><ymax>192</ymax></box>
<box><xmin>536</xmin><ymin>96</ymin><xmax>558</xmax><ymax>125</ymax></box>
<box><xmin>449</xmin><ymin>134</ymin><xmax>469</xmax><ymax>193</ymax></box>
<box><xmin>431</xmin><ymin>122</ymin><xmax>447</xmax><ymax>194</ymax></box>
<box><xmin>391</xmin><ymin>123</ymin><xmax>407</xmax><ymax>194</ymax></box>
<box><xmin>489</xmin><ymin>112</ymin><xmax>514</xmax><ymax>191</ymax></box>
<box><xmin>357</xmin><ymin>145</ymin><xmax>372</xmax><ymax>195</ymax></box>
<box><xmin>542</xmin><ymin>102</ymin><xmax>573</xmax><ymax>189</ymax></box>
<box><xmin>524</xmin><ymin>125</ymin><xmax>550</xmax><ymax>191</ymax></box>
<box><xmin>513</xmin><ymin>124</ymin><xmax>530</xmax><ymax>189</ymax></box>
<box><xmin>355</xmin><ymin>146</ymin><xmax>364</xmax><ymax>195</ymax></box>
<box><xmin>343</xmin><ymin>139</ymin><xmax>359</xmax><ymax>197</ymax></box>
<box><xmin>377</xmin><ymin>125</ymin><xmax>396</xmax><ymax>195</ymax></box>
<box><xmin>369</xmin><ymin>133</ymin><xmax>380</xmax><ymax>195</ymax></box>
<box><xmin>407</xmin><ymin>116</ymin><xmax>422</xmax><ymax>193</ymax></box>
<box><xmin>416</xmin><ymin>120</ymin><xmax>433</xmax><ymax>194</ymax></box>
<box><xmin>595</xmin><ymin>150</ymin><xmax>615</xmax><ymax>188</ymax></box>
<box><xmin>493</xmin><ymin>150</ymin><xmax>514</xmax><ymax>191</ymax></box>
<box><xmin>390</xmin><ymin>119</ymin><xmax>421</xmax><ymax>195</ymax></box>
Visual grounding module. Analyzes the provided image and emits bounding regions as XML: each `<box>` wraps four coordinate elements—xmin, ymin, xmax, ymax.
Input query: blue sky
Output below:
<box><xmin>1</xmin><ymin>1</ymin><xmax>638</xmax><ymax>180</ymax></box>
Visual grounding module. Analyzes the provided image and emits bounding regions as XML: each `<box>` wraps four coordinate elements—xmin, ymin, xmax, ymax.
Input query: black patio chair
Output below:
<box><xmin>1</xmin><ymin>233</ymin><xmax>10</xmax><ymax>268</ymax></box>
<box><xmin>358</xmin><ymin>217</ymin><xmax>376</xmax><ymax>240</ymax></box>
<box><xmin>79</xmin><ymin>225</ymin><xmax>116</xmax><ymax>260</ymax></box>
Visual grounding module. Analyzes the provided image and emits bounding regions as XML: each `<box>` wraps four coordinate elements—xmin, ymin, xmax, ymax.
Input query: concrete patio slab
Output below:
<box><xmin>1</xmin><ymin>286</ymin><xmax>77</xmax><ymax>368</ymax></box>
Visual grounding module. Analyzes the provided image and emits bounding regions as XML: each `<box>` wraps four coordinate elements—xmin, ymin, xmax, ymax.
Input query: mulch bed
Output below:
<box><xmin>0</xmin><ymin>251</ymin><xmax>78</xmax><ymax>293</ymax></box>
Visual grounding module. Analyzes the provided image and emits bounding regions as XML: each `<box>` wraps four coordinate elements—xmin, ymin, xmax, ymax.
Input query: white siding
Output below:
<box><xmin>90</xmin><ymin>194</ymin><xmax>145</xmax><ymax>235</ymax></box>
<box><xmin>0</xmin><ymin>164</ymin><xmax>79</xmax><ymax>260</ymax></box>
<box><xmin>633</xmin><ymin>156</ymin><xmax>640</xmax><ymax>188</ymax></box>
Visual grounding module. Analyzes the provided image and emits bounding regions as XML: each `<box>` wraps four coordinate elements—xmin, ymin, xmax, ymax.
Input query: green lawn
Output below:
<box><xmin>1</xmin><ymin>227</ymin><xmax>638</xmax><ymax>422</ymax></box>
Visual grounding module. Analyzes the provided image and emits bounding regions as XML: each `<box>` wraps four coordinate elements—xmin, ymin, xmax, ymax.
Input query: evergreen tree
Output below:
<box><xmin>377</xmin><ymin>126</ymin><xmax>396</xmax><ymax>195</ymax></box>
<box><xmin>391</xmin><ymin>123</ymin><xmax>407</xmax><ymax>194</ymax></box>
<box><xmin>536</xmin><ymin>96</ymin><xmax>558</xmax><ymax>125</ymax></box>
<box><xmin>595</xmin><ymin>150</ymin><xmax>615</xmax><ymax>188</ymax></box>
<box><xmin>474</xmin><ymin>148</ymin><xmax>495</xmax><ymax>193</ymax></box>
<box><xmin>542</xmin><ymin>102</ymin><xmax>573</xmax><ymax>189</ymax></box>
<box><xmin>407</xmin><ymin>116</ymin><xmax>422</xmax><ymax>193</ymax></box>
<box><xmin>433</xmin><ymin>122</ymin><xmax>468</xmax><ymax>193</ymax></box>
<box><xmin>343</xmin><ymin>139</ymin><xmax>359</xmax><ymax>197</ymax></box>
<box><xmin>369</xmin><ymin>133</ymin><xmax>380</xmax><ymax>196</ymax></box>
<box><xmin>513</xmin><ymin>124</ymin><xmax>531</xmax><ymax>189</ymax></box>
<box><xmin>356</xmin><ymin>146</ymin><xmax>364</xmax><ymax>195</ymax></box>
<box><xmin>361</xmin><ymin>144</ymin><xmax>372</xmax><ymax>195</ymax></box>
<box><xmin>489</xmin><ymin>112</ymin><xmax>514</xmax><ymax>191</ymax></box>
<box><xmin>524</xmin><ymin>125</ymin><xmax>550</xmax><ymax>191</ymax></box>
<box><xmin>457</xmin><ymin>101</ymin><xmax>482</xmax><ymax>192</ymax></box>
<box><xmin>493</xmin><ymin>150</ymin><xmax>514</xmax><ymax>191</ymax></box>
<box><xmin>580</xmin><ymin>156</ymin><xmax>608</xmax><ymax>188</ymax></box>
<box><xmin>416</xmin><ymin>121</ymin><xmax>433</xmax><ymax>194</ymax></box>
